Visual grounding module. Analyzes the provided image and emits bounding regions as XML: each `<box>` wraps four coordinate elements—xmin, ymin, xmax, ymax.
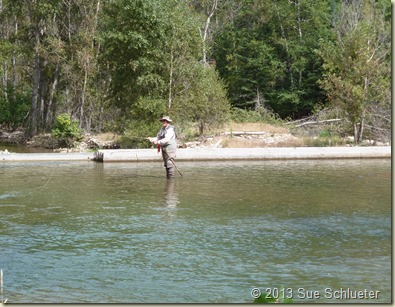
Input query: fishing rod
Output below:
<box><xmin>170</xmin><ymin>158</ymin><xmax>183</xmax><ymax>177</ymax></box>
<box><xmin>146</xmin><ymin>137</ymin><xmax>183</xmax><ymax>177</ymax></box>
<box><xmin>127</xmin><ymin>136</ymin><xmax>151</xmax><ymax>140</ymax></box>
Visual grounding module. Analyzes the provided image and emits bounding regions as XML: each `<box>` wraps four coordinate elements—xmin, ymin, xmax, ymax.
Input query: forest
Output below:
<box><xmin>0</xmin><ymin>0</ymin><xmax>391</xmax><ymax>144</ymax></box>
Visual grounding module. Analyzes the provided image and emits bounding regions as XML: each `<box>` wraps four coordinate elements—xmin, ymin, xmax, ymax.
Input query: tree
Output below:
<box><xmin>317</xmin><ymin>0</ymin><xmax>391</xmax><ymax>143</ymax></box>
<box><xmin>100</xmin><ymin>0</ymin><xmax>229</xmax><ymax>138</ymax></box>
<box><xmin>0</xmin><ymin>0</ymin><xmax>108</xmax><ymax>135</ymax></box>
<box><xmin>212</xmin><ymin>0</ymin><xmax>333</xmax><ymax>118</ymax></box>
<box><xmin>100</xmin><ymin>0</ymin><xmax>172</xmax><ymax>115</ymax></box>
<box><xmin>173</xmin><ymin>63</ymin><xmax>230</xmax><ymax>138</ymax></box>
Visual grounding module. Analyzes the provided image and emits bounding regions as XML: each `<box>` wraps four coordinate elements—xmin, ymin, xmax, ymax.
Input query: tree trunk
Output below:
<box><xmin>11</xmin><ymin>18</ymin><xmax>17</xmax><ymax>99</ymax></box>
<box><xmin>168</xmin><ymin>50</ymin><xmax>173</xmax><ymax>110</ymax></box>
<box><xmin>46</xmin><ymin>63</ymin><xmax>59</xmax><ymax>126</ymax></box>
<box><xmin>26</xmin><ymin>0</ymin><xmax>42</xmax><ymax>136</ymax></box>
<box><xmin>199</xmin><ymin>120</ymin><xmax>204</xmax><ymax>139</ymax></box>
<box><xmin>296</xmin><ymin>0</ymin><xmax>303</xmax><ymax>86</ymax></box>
<box><xmin>353</xmin><ymin>123</ymin><xmax>358</xmax><ymax>144</ymax></box>
<box><xmin>201</xmin><ymin>0</ymin><xmax>217</xmax><ymax>64</ymax></box>
<box><xmin>30</xmin><ymin>54</ymin><xmax>41</xmax><ymax>136</ymax></box>
<box><xmin>274</xmin><ymin>3</ymin><xmax>294</xmax><ymax>87</ymax></box>
<box><xmin>357</xmin><ymin>109</ymin><xmax>366</xmax><ymax>143</ymax></box>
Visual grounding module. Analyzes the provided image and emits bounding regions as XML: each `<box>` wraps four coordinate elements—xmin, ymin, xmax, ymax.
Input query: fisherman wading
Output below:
<box><xmin>148</xmin><ymin>116</ymin><xmax>177</xmax><ymax>179</ymax></box>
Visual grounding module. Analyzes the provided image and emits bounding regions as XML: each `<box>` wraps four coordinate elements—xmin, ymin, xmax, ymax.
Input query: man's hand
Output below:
<box><xmin>148</xmin><ymin>137</ymin><xmax>158</xmax><ymax>144</ymax></box>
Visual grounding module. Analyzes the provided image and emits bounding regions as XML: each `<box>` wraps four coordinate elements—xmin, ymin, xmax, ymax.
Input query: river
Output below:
<box><xmin>0</xmin><ymin>159</ymin><xmax>391</xmax><ymax>303</ymax></box>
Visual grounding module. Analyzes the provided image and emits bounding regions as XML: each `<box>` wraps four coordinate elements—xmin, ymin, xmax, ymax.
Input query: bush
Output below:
<box><xmin>0</xmin><ymin>86</ymin><xmax>30</xmax><ymax>130</ymax></box>
<box><xmin>303</xmin><ymin>134</ymin><xmax>346</xmax><ymax>147</ymax></box>
<box><xmin>231</xmin><ymin>108</ymin><xmax>263</xmax><ymax>123</ymax></box>
<box><xmin>231</xmin><ymin>107</ymin><xmax>283</xmax><ymax>125</ymax></box>
<box><xmin>51</xmin><ymin>113</ymin><xmax>83</xmax><ymax>147</ymax></box>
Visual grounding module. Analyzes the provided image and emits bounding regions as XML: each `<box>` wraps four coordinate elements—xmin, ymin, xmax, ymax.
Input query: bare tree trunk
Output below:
<box><xmin>25</xmin><ymin>0</ymin><xmax>42</xmax><ymax>136</ymax></box>
<box><xmin>78</xmin><ymin>0</ymin><xmax>100</xmax><ymax>131</ymax></box>
<box><xmin>274</xmin><ymin>2</ymin><xmax>294</xmax><ymax>87</ymax></box>
<box><xmin>79</xmin><ymin>68</ymin><xmax>88</xmax><ymax>128</ymax></box>
<box><xmin>31</xmin><ymin>53</ymin><xmax>41</xmax><ymax>135</ymax></box>
<box><xmin>0</xmin><ymin>2</ymin><xmax>8</xmax><ymax>102</ymax></box>
<box><xmin>11</xmin><ymin>16</ymin><xmax>18</xmax><ymax>101</ymax></box>
<box><xmin>1</xmin><ymin>61</ymin><xmax>7</xmax><ymax>101</ymax></box>
<box><xmin>353</xmin><ymin>109</ymin><xmax>365</xmax><ymax>144</ymax></box>
<box><xmin>358</xmin><ymin>110</ymin><xmax>365</xmax><ymax>142</ymax></box>
<box><xmin>201</xmin><ymin>0</ymin><xmax>217</xmax><ymax>64</ymax></box>
<box><xmin>46</xmin><ymin>63</ymin><xmax>59</xmax><ymax>125</ymax></box>
<box><xmin>66</xmin><ymin>0</ymin><xmax>72</xmax><ymax>44</ymax></box>
<box><xmin>296</xmin><ymin>0</ymin><xmax>303</xmax><ymax>86</ymax></box>
<box><xmin>198</xmin><ymin>120</ymin><xmax>204</xmax><ymax>139</ymax></box>
<box><xmin>39</xmin><ymin>77</ymin><xmax>46</xmax><ymax>125</ymax></box>
<box><xmin>168</xmin><ymin>50</ymin><xmax>173</xmax><ymax>110</ymax></box>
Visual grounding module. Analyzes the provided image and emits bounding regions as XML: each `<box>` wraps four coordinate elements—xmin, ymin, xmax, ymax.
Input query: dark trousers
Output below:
<box><xmin>162</xmin><ymin>150</ymin><xmax>175</xmax><ymax>179</ymax></box>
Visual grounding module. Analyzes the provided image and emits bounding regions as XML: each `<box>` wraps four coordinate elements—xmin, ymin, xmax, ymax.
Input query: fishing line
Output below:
<box><xmin>33</xmin><ymin>163</ymin><xmax>56</xmax><ymax>190</ymax></box>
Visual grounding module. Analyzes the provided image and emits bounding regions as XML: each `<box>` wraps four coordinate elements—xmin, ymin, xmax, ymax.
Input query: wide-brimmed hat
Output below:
<box><xmin>159</xmin><ymin>116</ymin><xmax>172</xmax><ymax>123</ymax></box>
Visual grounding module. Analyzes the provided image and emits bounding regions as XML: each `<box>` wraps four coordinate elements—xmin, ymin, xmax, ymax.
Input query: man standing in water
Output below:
<box><xmin>148</xmin><ymin>116</ymin><xmax>177</xmax><ymax>179</ymax></box>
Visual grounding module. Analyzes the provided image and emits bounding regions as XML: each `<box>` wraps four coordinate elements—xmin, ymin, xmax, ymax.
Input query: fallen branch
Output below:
<box><xmin>294</xmin><ymin>118</ymin><xmax>343</xmax><ymax>128</ymax></box>
<box><xmin>285</xmin><ymin>116</ymin><xmax>314</xmax><ymax>125</ymax></box>
<box><xmin>222</xmin><ymin>131</ymin><xmax>269</xmax><ymax>136</ymax></box>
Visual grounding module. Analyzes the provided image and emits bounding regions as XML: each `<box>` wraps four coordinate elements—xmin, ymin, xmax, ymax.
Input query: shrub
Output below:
<box><xmin>0</xmin><ymin>86</ymin><xmax>30</xmax><ymax>130</ymax></box>
<box><xmin>231</xmin><ymin>107</ymin><xmax>283</xmax><ymax>125</ymax></box>
<box><xmin>51</xmin><ymin>113</ymin><xmax>83</xmax><ymax>147</ymax></box>
<box><xmin>231</xmin><ymin>108</ymin><xmax>263</xmax><ymax>123</ymax></box>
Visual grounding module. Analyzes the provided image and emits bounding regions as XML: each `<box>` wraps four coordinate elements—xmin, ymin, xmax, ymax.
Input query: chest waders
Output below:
<box><xmin>157</xmin><ymin>125</ymin><xmax>176</xmax><ymax>179</ymax></box>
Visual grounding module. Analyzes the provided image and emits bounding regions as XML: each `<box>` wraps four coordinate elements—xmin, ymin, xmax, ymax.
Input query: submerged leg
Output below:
<box><xmin>162</xmin><ymin>150</ymin><xmax>175</xmax><ymax>179</ymax></box>
<box><xmin>166</xmin><ymin>166</ymin><xmax>175</xmax><ymax>179</ymax></box>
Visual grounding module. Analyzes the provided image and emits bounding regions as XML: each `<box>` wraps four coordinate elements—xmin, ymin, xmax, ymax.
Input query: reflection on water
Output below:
<box><xmin>0</xmin><ymin>159</ymin><xmax>391</xmax><ymax>303</ymax></box>
<box><xmin>164</xmin><ymin>179</ymin><xmax>179</xmax><ymax>209</ymax></box>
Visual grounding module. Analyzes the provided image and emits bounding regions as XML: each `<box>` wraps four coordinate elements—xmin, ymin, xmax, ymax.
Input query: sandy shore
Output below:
<box><xmin>1</xmin><ymin>146</ymin><xmax>390</xmax><ymax>162</ymax></box>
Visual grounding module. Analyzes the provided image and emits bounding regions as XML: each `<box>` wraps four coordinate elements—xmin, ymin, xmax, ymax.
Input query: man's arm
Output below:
<box><xmin>157</xmin><ymin>127</ymin><xmax>175</xmax><ymax>145</ymax></box>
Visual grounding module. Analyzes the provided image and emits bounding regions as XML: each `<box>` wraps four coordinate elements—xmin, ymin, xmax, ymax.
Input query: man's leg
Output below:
<box><xmin>166</xmin><ymin>164</ymin><xmax>175</xmax><ymax>179</ymax></box>
<box><xmin>162</xmin><ymin>150</ymin><xmax>175</xmax><ymax>179</ymax></box>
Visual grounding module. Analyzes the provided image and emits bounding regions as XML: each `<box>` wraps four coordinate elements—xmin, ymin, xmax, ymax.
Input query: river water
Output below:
<box><xmin>0</xmin><ymin>159</ymin><xmax>391</xmax><ymax>303</ymax></box>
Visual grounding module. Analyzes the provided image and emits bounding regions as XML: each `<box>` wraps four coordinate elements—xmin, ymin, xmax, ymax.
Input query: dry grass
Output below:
<box><xmin>225</xmin><ymin>122</ymin><xmax>289</xmax><ymax>134</ymax></box>
<box><xmin>92</xmin><ymin>123</ymin><xmax>303</xmax><ymax>149</ymax></box>
<box><xmin>221</xmin><ymin>138</ymin><xmax>305</xmax><ymax>148</ymax></box>
<box><xmin>221</xmin><ymin>138</ymin><xmax>265</xmax><ymax>148</ymax></box>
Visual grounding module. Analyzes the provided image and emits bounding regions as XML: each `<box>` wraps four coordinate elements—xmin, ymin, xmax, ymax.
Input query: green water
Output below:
<box><xmin>0</xmin><ymin>159</ymin><xmax>391</xmax><ymax>303</ymax></box>
<box><xmin>0</xmin><ymin>143</ymin><xmax>53</xmax><ymax>153</ymax></box>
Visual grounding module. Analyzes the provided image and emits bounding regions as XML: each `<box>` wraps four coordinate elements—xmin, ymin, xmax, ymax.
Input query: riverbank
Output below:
<box><xmin>0</xmin><ymin>146</ymin><xmax>390</xmax><ymax>162</ymax></box>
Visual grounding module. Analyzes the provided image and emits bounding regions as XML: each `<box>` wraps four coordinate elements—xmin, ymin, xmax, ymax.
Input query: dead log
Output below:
<box><xmin>294</xmin><ymin>119</ymin><xmax>343</xmax><ymax>128</ymax></box>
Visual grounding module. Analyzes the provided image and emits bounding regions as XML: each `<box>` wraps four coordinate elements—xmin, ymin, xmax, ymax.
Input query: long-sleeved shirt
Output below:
<box><xmin>153</xmin><ymin>124</ymin><xmax>177</xmax><ymax>155</ymax></box>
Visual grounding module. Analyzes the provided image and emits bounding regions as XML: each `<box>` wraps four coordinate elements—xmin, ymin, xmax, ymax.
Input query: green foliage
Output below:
<box><xmin>231</xmin><ymin>107</ymin><xmax>283</xmax><ymax>125</ymax></box>
<box><xmin>173</xmin><ymin>64</ymin><xmax>231</xmax><ymax>137</ymax></box>
<box><xmin>0</xmin><ymin>0</ymin><xmax>390</xmax><ymax>142</ymax></box>
<box><xmin>303</xmin><ymin>128</ymin><xmax>346</xmax><ymax>147</ymax></box>
<box><xmin>231</xmin><ymin>108</ymin><xmax>263</xmax><ymax>123</ymax></box>
<box><xmin>100</xmin><ymin>0</ymin><xmax>174</xmax><ymax>109</ymax></box>
<box><xmin>51</xmin><ymin>113</ymin><xmax>82</xmax><ymax>147</ymax></box>
<box><xmin>0</xmin><ymin>86</ymin><xmax>30</xmax><ymax>130</ymax></box>
<box><xmin>213</xmin><ymin>0</ymin><xmax>333</xmax><ymax>118</ymax></box>
<box><xmin>122</xmin><ymin>96</ymin><xmax>167</xmax><ymax>148</ymax></box>
<box><xmin>317</xmin><ymin>0</ymin><xmax>390</xmax><ymax>143</ymax></box>
<box><xmin>253</xmin><ymin>289</ymin><xmax>294</xmax><ymax>304</ymax></box>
